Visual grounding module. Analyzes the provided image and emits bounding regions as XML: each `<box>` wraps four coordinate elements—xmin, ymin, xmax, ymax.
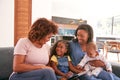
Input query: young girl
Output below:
<box><xmin>50</xmin><ymin>40</ymin><xmax>82</xmax><ymax>80</ymax></box>
<box><xmin>77</xmin><ymin>42</ymin><xmax>120</xmax><ymax>80</ymax></box>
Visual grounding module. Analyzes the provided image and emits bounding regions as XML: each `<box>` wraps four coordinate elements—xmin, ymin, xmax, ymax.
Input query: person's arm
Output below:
<box><xmin>100</xmin><ymin>55</ymin><xmax>112</xmax><ymax>72</ymax></box>
<box><xmin>47</xmin><ymin>55</ymin><xmax>52</xmax><ymax>66</ymax></box>
<box><xmin>13</xmin><ymin>55</ymin><xmax>52</xmax><ymax>73</ymax></box>
<box><xmin>88</xmin><ymin>60</ymin><xmax>105</xmax><ymax>68</ymax></box>
<box><xmin>88</xmin><ymin>51</ymin><xmax>106</xmax><ymax>68</ymax></box>
<box><xmin>68</xmin><ymin>61</ymin><xmax>84</xmax><ymax>73</ymax></box>
<box><xmin>77</xmin><ymin>54</ymin><xmax>88</xmax><ymax>68</ymax></box>
<box><xmin>50</xmin><ymin>61</ymin><xmax>66</xmax><ymax>77</ymax></box>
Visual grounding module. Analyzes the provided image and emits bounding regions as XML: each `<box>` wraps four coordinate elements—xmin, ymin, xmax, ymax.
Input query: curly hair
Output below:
<box><xmin>50</xmin><ymin>40</ymin><xmax>70</xmax><ymax>57</ymax></box>
<box><xmin>73</xmin><ymin>24</ymin><xmax>93</xmax><ymax>43</ymax></box>
<box><xmin>28</xmin><ymin>18</ymin><xmax>58</xmax><ymax>42</ymax></box>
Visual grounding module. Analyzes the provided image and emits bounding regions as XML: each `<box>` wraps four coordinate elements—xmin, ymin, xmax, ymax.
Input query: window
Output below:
<box><xmin>96</xmin><ymin>15</ymin><xmax>120</xmax><ymax>37</ymax></box>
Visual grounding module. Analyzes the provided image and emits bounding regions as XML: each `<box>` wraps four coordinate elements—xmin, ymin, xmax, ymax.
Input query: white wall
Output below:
<box><xmin>4</xmin><ymin>0</ymin><xmax>119</xmax><ymax>47</ymax></box>
<box><xmin>0</xmin><ymin>0</ymin><xmax>52</xmax><ymax>47</ymax></box>
<box><xmin>52</xmin><ymin>0</ymin><xmax>120</xmax><ymax>41</ymax></box>
<box><xmin>32</xmin><ymin>0</ymin><xmax>52</xmax><ymax>23</ymax></box>
<box><xmin>52</xmin><ymin>0</ymin><xmax>120</xmax><ymax>21</ymax></box>
<box><xmin>0</xmin><ymin>0</ymin><xmax>14</xmax><ymax>47</ymax></box>
<box><xmin>32</xmin><ymin>0</ymin><xmax>52</xmax><ymax>46</ymax></box>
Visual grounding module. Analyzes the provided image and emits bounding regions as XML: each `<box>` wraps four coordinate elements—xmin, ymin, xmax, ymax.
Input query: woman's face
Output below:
<box><xmin>36</xmin><ymin>33</ymin><xmax>53</xmax><ymax>47</ymax></box>
<box><xmin>76</xmin><ymin>30</ymin><xmax>89</xmax><ymax>44</ymax></box>
<box><xmin>56</xmin><ymin>42</ymin><xmax>67</xmax><ymax>57</ymax></box>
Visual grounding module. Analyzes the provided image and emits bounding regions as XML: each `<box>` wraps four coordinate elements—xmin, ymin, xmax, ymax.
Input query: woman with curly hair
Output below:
<box><xmin>9</xmin><ymin>18</ymin><xmax>58</xmax><ymax>80</ymax></box>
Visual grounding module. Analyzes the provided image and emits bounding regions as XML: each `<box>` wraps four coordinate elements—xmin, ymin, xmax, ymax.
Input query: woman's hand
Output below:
<box><xmin>40</xmin><ymin>65</ymin><xmax>53</xmax><ymax>70</ymax></box>
<box><xmin>88</xmin><ymin>60</ymin><xmax>105</xmax><ymax>68</ymax></box>
<box><xmin>13</xmin><ymin>55</ymin><xmax>53</xmax><ymax>72</ymax></box>
<box><xmin>76</xmin><ymin>65</ymin><xmax>83</xmax><ymax>69</ymax></box>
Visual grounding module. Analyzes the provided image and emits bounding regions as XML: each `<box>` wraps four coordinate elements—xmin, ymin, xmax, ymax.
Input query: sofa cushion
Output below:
<box><xmin>0</xmin><ymin>47</ymin><xmax>14</xmax><ymax>80</ymax></box>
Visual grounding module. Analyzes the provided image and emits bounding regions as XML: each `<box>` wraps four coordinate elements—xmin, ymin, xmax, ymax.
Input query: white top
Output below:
<box><xmin>14</xmin><ymin>38</ymin><xmax>50</xmax><ymax>65</ymax></box>
<box><xmin>78</xmin><ymin>54</ymin><xmax>112</xmax><ymax>76</ymax></box>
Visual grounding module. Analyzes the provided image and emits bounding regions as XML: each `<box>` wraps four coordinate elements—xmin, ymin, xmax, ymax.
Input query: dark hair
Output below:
<box><xmin>28</xmin><ymin>18</ymin><xmax>58</xmax><ymax>42</ymax></box>
<box><xmin>74</xmin><ymin>24</ymin><xmax>93</xmax><ymax>43</ymax></box>
<box><xmin>50</xmin><ymin>40</ymin><xmax>70</xmax><ymax>57</ymax></box>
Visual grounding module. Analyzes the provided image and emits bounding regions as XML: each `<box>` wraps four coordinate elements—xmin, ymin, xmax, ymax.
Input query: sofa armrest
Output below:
<box><xmin>0</xmin><ymin>47</ymin><xmax>14</xmax><ymax>80</ymax></box>
<box><xmin>111</xmin><ymin>62</ymin><xmax>120</xmax><ymax>77</ymax></box>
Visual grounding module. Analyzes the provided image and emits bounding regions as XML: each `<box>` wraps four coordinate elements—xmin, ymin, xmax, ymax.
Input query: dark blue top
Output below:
<box><xmin>69</xmin><ymin>41</ymin><xmax>85</xmax><ymax>66</ymax></box>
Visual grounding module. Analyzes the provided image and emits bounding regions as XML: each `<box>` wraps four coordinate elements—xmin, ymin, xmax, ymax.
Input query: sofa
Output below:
<box><xmin>0</xmin><ymin>47</ymin><xmax>14</xmax><ymax>80</ymax></box>
<box><xmin>0</xmin><ymin>47</ymin><xmax>120</xmax><ymax>80</ymax></box>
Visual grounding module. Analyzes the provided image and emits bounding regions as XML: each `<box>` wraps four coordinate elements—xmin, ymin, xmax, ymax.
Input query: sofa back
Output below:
<box><xmin>111</xmin><ymin>62</ymin><xmax>120</xmax><ymax>77</ymax></box>
<box><xmin>0</xmin><ymin>47</ymin><xmax>14</xmax><ymax>80</ymax></box>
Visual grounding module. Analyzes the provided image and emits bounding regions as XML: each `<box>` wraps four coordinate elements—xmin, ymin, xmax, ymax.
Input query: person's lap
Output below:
<box><xmin>78</xmin><ymin>70</ymin><xmax>113</xmax><ymax>80</ymax></box>
<box><xmin>109</xmin><ymin>73</ymin><xmax>120</xmax><ymax>80</ymax></box>
<box><xmin>97</xmin><ymin>70</ymin><xmax>113</xmax><ymax>80</ymax></box>
<box><xmin>95</xmin><ymin>70</ymin><xmax>120</xmax><ymax>80</ymax></box>
<box><xmin>9</xmin><ymin>68</ymin><xmax>57</xmax><ymax>80</ymax></box>
<box><xmin>78</xmin><ymin>74</ymin><xmax>101</xmax><ymax>80</ymax></box>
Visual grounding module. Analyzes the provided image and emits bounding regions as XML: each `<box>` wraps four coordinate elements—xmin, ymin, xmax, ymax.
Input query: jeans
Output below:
<box><xmin>9</xmin><ymin>69</ymin><xmax>57</xmax><ymax>80</ymax></box>
<box><xmin>110</xmin><ymin>73</ymin><xmax>120</xmax><ymax>80</ymax></box>
<box><xmin>97</xmin><ymin>70</ymin><xmax>113</xmax><ymax>80</ymax></box>
<box><xmin>78</xmin><ymin>74</ymin><xmax>102</xmax><ymax>80</ymax></box>
<box><xmin>78</xmin><ymin>70</ymin><xmax>113</xmax><ymax>80</ymax></box>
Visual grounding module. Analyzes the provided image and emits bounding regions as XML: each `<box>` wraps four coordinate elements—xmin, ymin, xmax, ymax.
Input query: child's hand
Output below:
<box><xmin>76</xmin><ymin>65</ymin><xmax>82</xmax><ymax>69</ymax></box>
<box><xmin>65</xmin><ymin>71</ymin><xmax>73</xmax><ymax>78</ymax></box>
<box><xmin>76</xmin><ymin>65</ymin><xmax>85</xmax><ymax>73</ymax></box>
<box><xmin>107</xmin><ymin>70</ymin><xmax>112</xmax><ymax>73</ymax></box>
<box><xmin>60</xmin><ymin>77</ymin><xmax>67</xmax><ymax>80</ymax></box>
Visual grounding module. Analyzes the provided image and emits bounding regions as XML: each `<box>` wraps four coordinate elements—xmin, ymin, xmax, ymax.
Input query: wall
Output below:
<box><xmin>32</xmin><ymin>0</ymin><xmax>52</xmax><ymax>23</ymax></box>
<box><xmin>0</xmin><ymin>0</ymin><xmax>52</xmax><ymax>47</ymax></box>
<box><xmin>32</xmin><ymin>0</ymin><xmax>52</xmax><ymax>45</ymax></box>
<box><xmin>14</xmin><ymin>0</ymin><xmax>32</xmax><ymax>46</ymax></box>
<box><xmin>0</xmin><ymin>0</ymin><xmax>14</xmax><ymax>47</ymax></box>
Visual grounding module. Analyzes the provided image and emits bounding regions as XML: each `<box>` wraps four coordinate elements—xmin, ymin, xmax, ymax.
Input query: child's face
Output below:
<box><xmin>56</xmin><ymin>42</ymin><xmax>67</xmax><ymax>57</ymax></box>
<box><xmin>87</xmin><ymin>47</ymin><xmax>97</xmax><ymax>58</ymax></box>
